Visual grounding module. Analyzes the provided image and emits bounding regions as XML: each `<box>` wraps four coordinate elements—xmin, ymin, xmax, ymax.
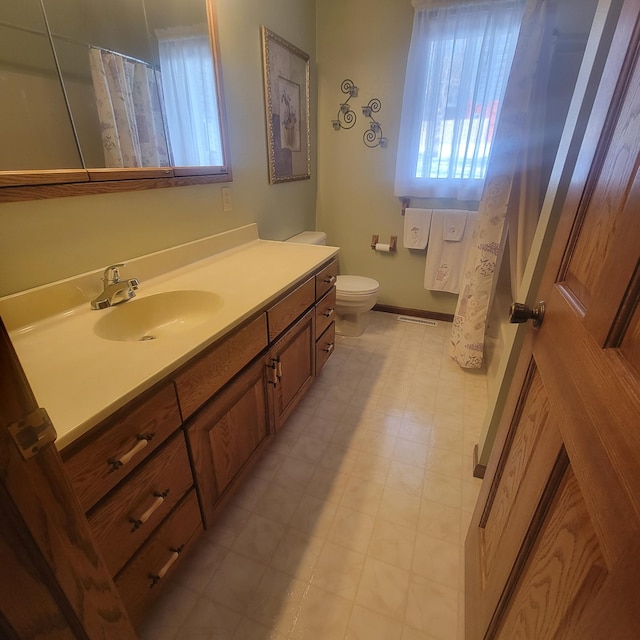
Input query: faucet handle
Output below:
<box><xmin>103</xmin><ymin>263</ymin><xmax>125</xmax><ymax>284</ymax></box>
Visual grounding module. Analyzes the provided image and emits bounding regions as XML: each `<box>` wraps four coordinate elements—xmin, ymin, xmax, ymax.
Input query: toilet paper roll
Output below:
<box><xmin>374</xmin><ymin>243</ymin><xmax>391</xmax><ymax>252</ymax></box>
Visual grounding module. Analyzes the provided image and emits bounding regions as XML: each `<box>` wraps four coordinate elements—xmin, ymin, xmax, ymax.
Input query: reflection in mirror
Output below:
<box><xmin>43</xmin><ymin>0</ymin><xmax>225</xmax><ymax>171</ymax></box>
<box><xmin>0</xmin><ymin>2</ymin><xmax>83</xmax><ymax>170</ymax></box>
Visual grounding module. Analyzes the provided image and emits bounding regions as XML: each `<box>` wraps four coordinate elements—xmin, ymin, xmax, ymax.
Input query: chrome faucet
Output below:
<box><xmin>90</xmin><ymin>263</ymin><xmax>140</xmax><ymax>310</ymax></box>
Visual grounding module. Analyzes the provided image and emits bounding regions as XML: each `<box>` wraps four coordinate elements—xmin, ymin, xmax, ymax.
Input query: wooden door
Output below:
<box><xmin>466</xmin><ymin>1</ymin><xmax>640</xmax><ymax>638</ymax></box>
<box><xmin>0</xmin><ymin>318</ymin><xmax>137</xmax><ymax>639</ymax></box>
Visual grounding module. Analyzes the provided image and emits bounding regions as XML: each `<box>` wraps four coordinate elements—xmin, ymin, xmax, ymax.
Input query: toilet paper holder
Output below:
<box><xmin>371</xmin><ymin>235</ymin><xmax>397</xmax><ymax>252</ymax></box>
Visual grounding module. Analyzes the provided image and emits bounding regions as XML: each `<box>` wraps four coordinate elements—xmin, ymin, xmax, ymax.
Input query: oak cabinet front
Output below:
<box><xmin>186</xmin><ymin>355</ymin><xmax>271</xmax><ymax>526</ymax></box>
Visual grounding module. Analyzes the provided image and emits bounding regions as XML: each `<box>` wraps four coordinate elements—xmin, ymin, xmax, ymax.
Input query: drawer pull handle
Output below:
<box><xmin>130</xmin><ymin>489</ymin><xmax>170</xmax><ymax>532</ymax></box>
<box><xmin>109</xmin><ymin>433</ymin><xmax>155</xmax><ymax>471</ymax></box>
<box><xmin>322</xmin><ymin>308</ymin><xmax>335</xmax><ymax>318</ymax></box>
<box><xmin>149</xmin><ymin>544</ymin><xmax>184</xmax><ymax>587</ymax></box>
<box><xmin>323</xmin><ymin>342</ymin><xmax>335</xmax><ymax>354</ymax></box>
<box><xmin>323</xmin><ymin>275</ymin><xmax>337</xmax><ymax>285</ymax></box>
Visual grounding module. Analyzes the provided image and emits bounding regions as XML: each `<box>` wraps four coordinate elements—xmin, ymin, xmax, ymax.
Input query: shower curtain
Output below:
<box><xmin>89</xmin><ymin>47</ymin><xmax>169</xmax><ymax>168</ymax></box>
<box><xmin>449</xmin><ymin>0</ymin><xmax>556</xmax><ymax>369</ymax></box>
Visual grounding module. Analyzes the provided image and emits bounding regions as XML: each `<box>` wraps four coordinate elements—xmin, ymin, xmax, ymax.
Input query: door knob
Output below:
<box><xmin>509</xmin><ymin>301</ymin><xmax>545</xmax><ymax>329</ymax></box>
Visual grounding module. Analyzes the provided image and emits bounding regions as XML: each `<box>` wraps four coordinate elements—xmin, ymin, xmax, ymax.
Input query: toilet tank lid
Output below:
<box><xmin>286</xmin><ymin>231</ymin><xmax>327</xmax><ymax>245</ymax></box>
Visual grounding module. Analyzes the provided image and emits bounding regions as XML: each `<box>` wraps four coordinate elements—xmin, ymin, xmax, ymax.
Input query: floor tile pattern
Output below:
<box><xmin>139</xmin><ymin>312</ymin><xmax>487</xmax><ymax>640</ymax></box>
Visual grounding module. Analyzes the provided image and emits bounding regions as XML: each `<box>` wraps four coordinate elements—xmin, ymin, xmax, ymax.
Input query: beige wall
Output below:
<box><xmin>316</xmin><ymin>0</ymin><xmax>458</xmax><ymax>315</ymax></box>
<box><xmin>0</xmin><ymin>0</ymin><xmax>317</xmax><ymax>297</ymax></box>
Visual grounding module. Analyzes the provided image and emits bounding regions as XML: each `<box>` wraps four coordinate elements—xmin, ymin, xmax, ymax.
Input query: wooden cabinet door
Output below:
<box><xmin>187</xmin><ymin>355</ymin><xmax>270</xmax><ymax>527</ymax></box>
<box><xmin>269</xmin><ymin>307</ymin><xmax>315</xmax><ymax>431</ymax></box>
<box><xmin>466</xmin><ymin>3</ymin><xmax>640</xmax><ymax>639</ymax></box>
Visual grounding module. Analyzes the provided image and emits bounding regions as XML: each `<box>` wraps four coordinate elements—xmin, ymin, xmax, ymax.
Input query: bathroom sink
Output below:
<box><xmin>93</xmin><ymin>290</ymin><xmax>223</xmax><ymax>342</ymax></box>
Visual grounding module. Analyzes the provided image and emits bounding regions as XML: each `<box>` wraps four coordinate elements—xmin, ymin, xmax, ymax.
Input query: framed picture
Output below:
<box><xmin>261</xmin><ymin>27</ymin><xmax>310</xmax><ymax>183</ymax></box>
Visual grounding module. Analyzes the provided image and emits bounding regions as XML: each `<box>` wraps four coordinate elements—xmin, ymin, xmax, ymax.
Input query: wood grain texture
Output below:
<box><xmin>267</xmin><ymin>277</ymin><xmax>315</xmax><ymax>342</ymax></box>
<box><xmin>0</xmin><ymin>317</ymin><xmax>137</xmax><ymax>639</ymax></box>
<box><xmin>315</xmin><ymin>259</ymin><xmax>339</xmax><ymax>300</ymax></box>
<box><xmin>88</xmin><ymin>432</ymin><xmax>194</xmax><ymax>576</ymax></box>
<box><xmin>315</xmin><ymin>321</ymin><xmax>335</xmax><ymax>376</ymax></box>
<box><xmin>115</xmin><ymin>489</ymin><xmax>203</xmax><ymax>628</ymax></box>
<box><xmin>0</xmin><ymin>172</ymin><xmax>230</xmax><ymax>203</ymax></box>
<box><xmin>186</xmin><ymin>356</ymin><xmax>270</xmax><ymax>527</ymax></box>
<box><xmin>62</xmin><ymin>381</ymin><xmax>182</xmax><ymax>512</ymax></box>
<box><xmin>495</xmin><ymin>467</ymin><xmax>604</xmax><ymax>640</ymax></box>
<box><xmin>174</xmin><ymin>313</ymin><xmax>268</xmax><ymax>420</ymax></box>
<box><xmin>315</xmin><ymin>286</ymin><xmax>336</xmax><ymax>339</ymax></box>
<box><xmin>270</xmin><ymin>308</ymin><xmax>316</xmax><ymax>431</ymax></box>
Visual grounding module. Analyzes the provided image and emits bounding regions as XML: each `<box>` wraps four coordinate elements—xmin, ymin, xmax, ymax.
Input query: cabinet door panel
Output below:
<box><xmin>187</xmin><ymin>356</ymin><xmax>270</xmax><ymax>526</ymax></box>
<box><xmin>270</xmin><ymin>308</ymin><xmax>315</xmax><ymax>430</ymax></box>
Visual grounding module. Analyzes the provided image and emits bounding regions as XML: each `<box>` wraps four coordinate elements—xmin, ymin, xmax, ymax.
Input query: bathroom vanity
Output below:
<box><xmin>0</xmin><ymin>224</ymin><xmax>338</xmax><ymax>627</ymax></box>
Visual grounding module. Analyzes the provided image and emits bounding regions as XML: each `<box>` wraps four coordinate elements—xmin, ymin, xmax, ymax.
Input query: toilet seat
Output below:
<box><xmin>336</xmin><ymin>275</ymin><xmax>379</xmax><ymax>296</ymax></box>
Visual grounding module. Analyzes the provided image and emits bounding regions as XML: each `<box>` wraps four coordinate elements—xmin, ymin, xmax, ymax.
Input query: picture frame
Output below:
<box><xmin>261</xmin><ymin>27</ymin><xmax>310</xmax><ymax>184</ymax></box>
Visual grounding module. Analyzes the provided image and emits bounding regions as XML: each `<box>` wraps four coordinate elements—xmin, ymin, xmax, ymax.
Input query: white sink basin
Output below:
<box><xmin>93</xmin><ymin>290</ymin><xmax>223</xmax><ymax>342</ymax></box>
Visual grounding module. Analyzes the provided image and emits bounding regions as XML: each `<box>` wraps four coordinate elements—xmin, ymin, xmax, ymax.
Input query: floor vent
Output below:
<box><xmin>397</xmin><ymin>315</ymin><xmax>438</xmax><ymax>327</ymax></box>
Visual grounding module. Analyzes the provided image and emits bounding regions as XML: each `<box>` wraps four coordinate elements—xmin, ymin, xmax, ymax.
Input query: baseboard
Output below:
<box><xmin>373</xmin><ymin>304</ymin><xmax>454</xmax><ymax>323</ymax></box>
<box><xmin>472</xmin><ymin>444</ymin><xmax>486</xmax><ymax>479</ymax></box>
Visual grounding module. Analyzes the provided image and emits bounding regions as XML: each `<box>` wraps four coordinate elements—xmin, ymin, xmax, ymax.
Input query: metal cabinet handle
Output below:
<box><xmin>323</xmin><ymin>342</ymin><xmax>335</xmax><ymax>354</ymax></box>
<box><xmin>149</xmin><ymin>545</ymin><xmax>183</xmax><ymax>587</ymax></box>
<box><xmin>322</xmin><ymin>308</ymin><xmax>335</xmax><ymax>318</ymax></box>
<box><xmin>323</xmin><ymin>275</ymin><xmax>337</xmax><ymax>285</ymax></box>
<box><xmin>130</xmin><ymin>489</ymin><xmax>170</xmax><ymax>532</ymax></box>
<box><xmin>108</xmin><ymin>433</ymin><xmax>155</xmax><ymax>471</ymax></box>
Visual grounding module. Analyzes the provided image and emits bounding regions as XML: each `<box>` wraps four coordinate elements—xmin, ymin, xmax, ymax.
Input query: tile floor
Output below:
<box><xmin>139</xmin><ymin>312</ymin><xmax>487</xmax><ymax>640</ymax></box>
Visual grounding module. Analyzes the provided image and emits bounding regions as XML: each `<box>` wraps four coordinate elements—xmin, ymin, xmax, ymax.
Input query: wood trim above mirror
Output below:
<box><xmin>0</xmin><ymin>172</ymin><xmax>232</xmax><ymax>204</ymax></box>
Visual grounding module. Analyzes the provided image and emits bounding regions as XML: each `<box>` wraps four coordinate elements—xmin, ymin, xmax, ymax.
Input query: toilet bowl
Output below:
<box><xmin>286</xmin><ymin>231</ymin><xmax>380</xmax><ymax>337</ymax></box>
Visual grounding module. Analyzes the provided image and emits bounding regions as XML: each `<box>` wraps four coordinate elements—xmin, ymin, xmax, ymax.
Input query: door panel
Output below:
<box><xmin>466</xmin><ymin>2</ymin><xmax>640</xmax><ymax>638</ymax></box>
<box><xmin>496</xmin><ymin>465</ymin><xmax>605</xmax><ymax>640</ymax></box>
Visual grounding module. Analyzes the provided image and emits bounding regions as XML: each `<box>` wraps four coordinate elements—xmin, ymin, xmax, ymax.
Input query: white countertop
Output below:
<box><xmin>1</xmin><ymin>225</ymin><xmax>338</xmax><ymax>449</ymax></box>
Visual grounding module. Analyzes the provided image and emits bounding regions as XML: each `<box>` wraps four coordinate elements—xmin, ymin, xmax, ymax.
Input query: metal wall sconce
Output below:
<box><xmin>331</xmin><ymin>79</ymin><xmax>359</xmax><ymax>130</ymax></box>
<box><xmin>362</xmin><ymin>98</ymin><xmax>387</xmax><ymax>148</ymax></box>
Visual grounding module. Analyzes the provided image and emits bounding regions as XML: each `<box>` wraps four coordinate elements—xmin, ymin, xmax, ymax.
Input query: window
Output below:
<box><xmin>395</xmin><ymin>0</ymin><xmax>523</xmax><ymax>201</ymax></box>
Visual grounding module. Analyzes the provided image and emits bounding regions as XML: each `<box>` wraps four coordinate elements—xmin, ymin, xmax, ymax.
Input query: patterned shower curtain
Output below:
<box><xmin>449</xmin><ymin>0</ymin><xmax>555</xmax><ymax>369</ymax></box>
<box><xmin>88</xmin><ymin>47</ymin><xmax>170</xmax><ymax>168</ymax></box>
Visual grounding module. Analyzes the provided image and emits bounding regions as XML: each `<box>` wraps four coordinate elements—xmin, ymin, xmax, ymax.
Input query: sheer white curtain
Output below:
<box><xmin>395</xmin><ymin>0</ymin><xmax>523</xmax><ymax>200</ymax></box>
<box><xmin>156</xmin><ymin>26</ymin><xmax>223</xmax><ymax>167</ymax></box>
<box><xmin>89</xmin><ymin>48</ymin><xmax>169</xmax><ymax>168</ymax></box>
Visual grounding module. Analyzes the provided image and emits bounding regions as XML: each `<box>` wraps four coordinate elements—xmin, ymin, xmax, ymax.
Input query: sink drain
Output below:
<box><xmin>140</xmin><ymin>335</ymin><xmax>156</xmax><ymax>341</ymax></box>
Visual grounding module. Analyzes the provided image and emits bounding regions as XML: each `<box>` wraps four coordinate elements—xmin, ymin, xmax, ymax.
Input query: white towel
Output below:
<box><xmin>442</xmin><ymin>210</ymin><xmax>468</xmax><ymax>241</ymax></box>
<box><xmin>403</xmin><ymin>208</ymin><xmax>432</xmax><ymax>250</ymax></box>
<box><xmin>424</xmin><ymin>211</ymin><xmax>476</xmax><ymax>294</ymax></box>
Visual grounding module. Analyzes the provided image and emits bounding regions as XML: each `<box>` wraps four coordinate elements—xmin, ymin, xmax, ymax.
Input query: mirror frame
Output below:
<box><xmin>0</xmin><ymin>0</ymin><xmax>232</xmax><ymax>203</ymax></box>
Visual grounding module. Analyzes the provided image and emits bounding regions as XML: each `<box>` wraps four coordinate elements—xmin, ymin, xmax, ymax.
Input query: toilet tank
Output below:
<box><xmin>286</xmin><ymin>231</ymin><xmax>327</xmax><ymax>245</ymax></box>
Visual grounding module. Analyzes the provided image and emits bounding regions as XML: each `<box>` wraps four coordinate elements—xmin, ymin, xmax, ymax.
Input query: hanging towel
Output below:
<box><xmin>442</xmin><ymin>210</ymin><xmax>468</xmax><ymax>241</ymax></box>
<box><xmin>403</xmin><ymin>208</ymin><xmax>432</xmax><ymax>250</ymax></box>
<box><xmin>424</xmin><ymin>211</ymin><xmax>477</xmax><ymax>294</ymax></box>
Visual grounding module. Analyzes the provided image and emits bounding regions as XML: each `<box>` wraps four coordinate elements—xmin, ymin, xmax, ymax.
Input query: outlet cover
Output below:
<box><xmin>221</xmin><ymin>187</ymin><xmax>232</xmax><ymax>212</ymax></box>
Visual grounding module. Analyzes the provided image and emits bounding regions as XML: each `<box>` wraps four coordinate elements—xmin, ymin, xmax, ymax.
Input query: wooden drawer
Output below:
<box><xmin>316</xmin><ymin>322</ymin><xmax>336</xmax><ymax>376</ymax></box>
<box><xmin>87</xmin><ymin>432</ymin><xmax>194</xmax><ymax>577</ymax></box>
<box><xmin>315</xmin><ymin>259</ymin><xmax>338</xmax><ymax>300</ymax></box>
<box><xmin>267</xmin><ymin>276</ymin><xmax>315</xmax><ymax>342</ymax></box>
<box><xmin>315</xmin><ymin>286</ymin><xmax>336</xmax><ymax>339</ymax></box>
<box><xmin>115</xmin><ymin>489</ymin><xmax>203</xmax><ymax>627</ymax></box>
<box><xmin>63</xmin><ymin>382</ymin><xmax>182</xmax><ymax>512</ymax></box>
<box><xmin>174</xmin><ymin>313</ymin><xmax>268</xmax><ymax>420</ymax></box>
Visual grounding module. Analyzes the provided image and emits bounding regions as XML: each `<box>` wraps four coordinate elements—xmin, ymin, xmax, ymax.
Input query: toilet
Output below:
<box><xmin>286</xmin><ymin>231</ymin><xmax>380</xmax><ymax>337</ymax></box>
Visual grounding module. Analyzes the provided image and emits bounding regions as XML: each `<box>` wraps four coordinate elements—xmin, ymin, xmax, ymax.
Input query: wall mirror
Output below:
<box><xmin>0</xmin><ymin>0</ymin><xmax>231</xmax><ymax>202</ymax></box>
